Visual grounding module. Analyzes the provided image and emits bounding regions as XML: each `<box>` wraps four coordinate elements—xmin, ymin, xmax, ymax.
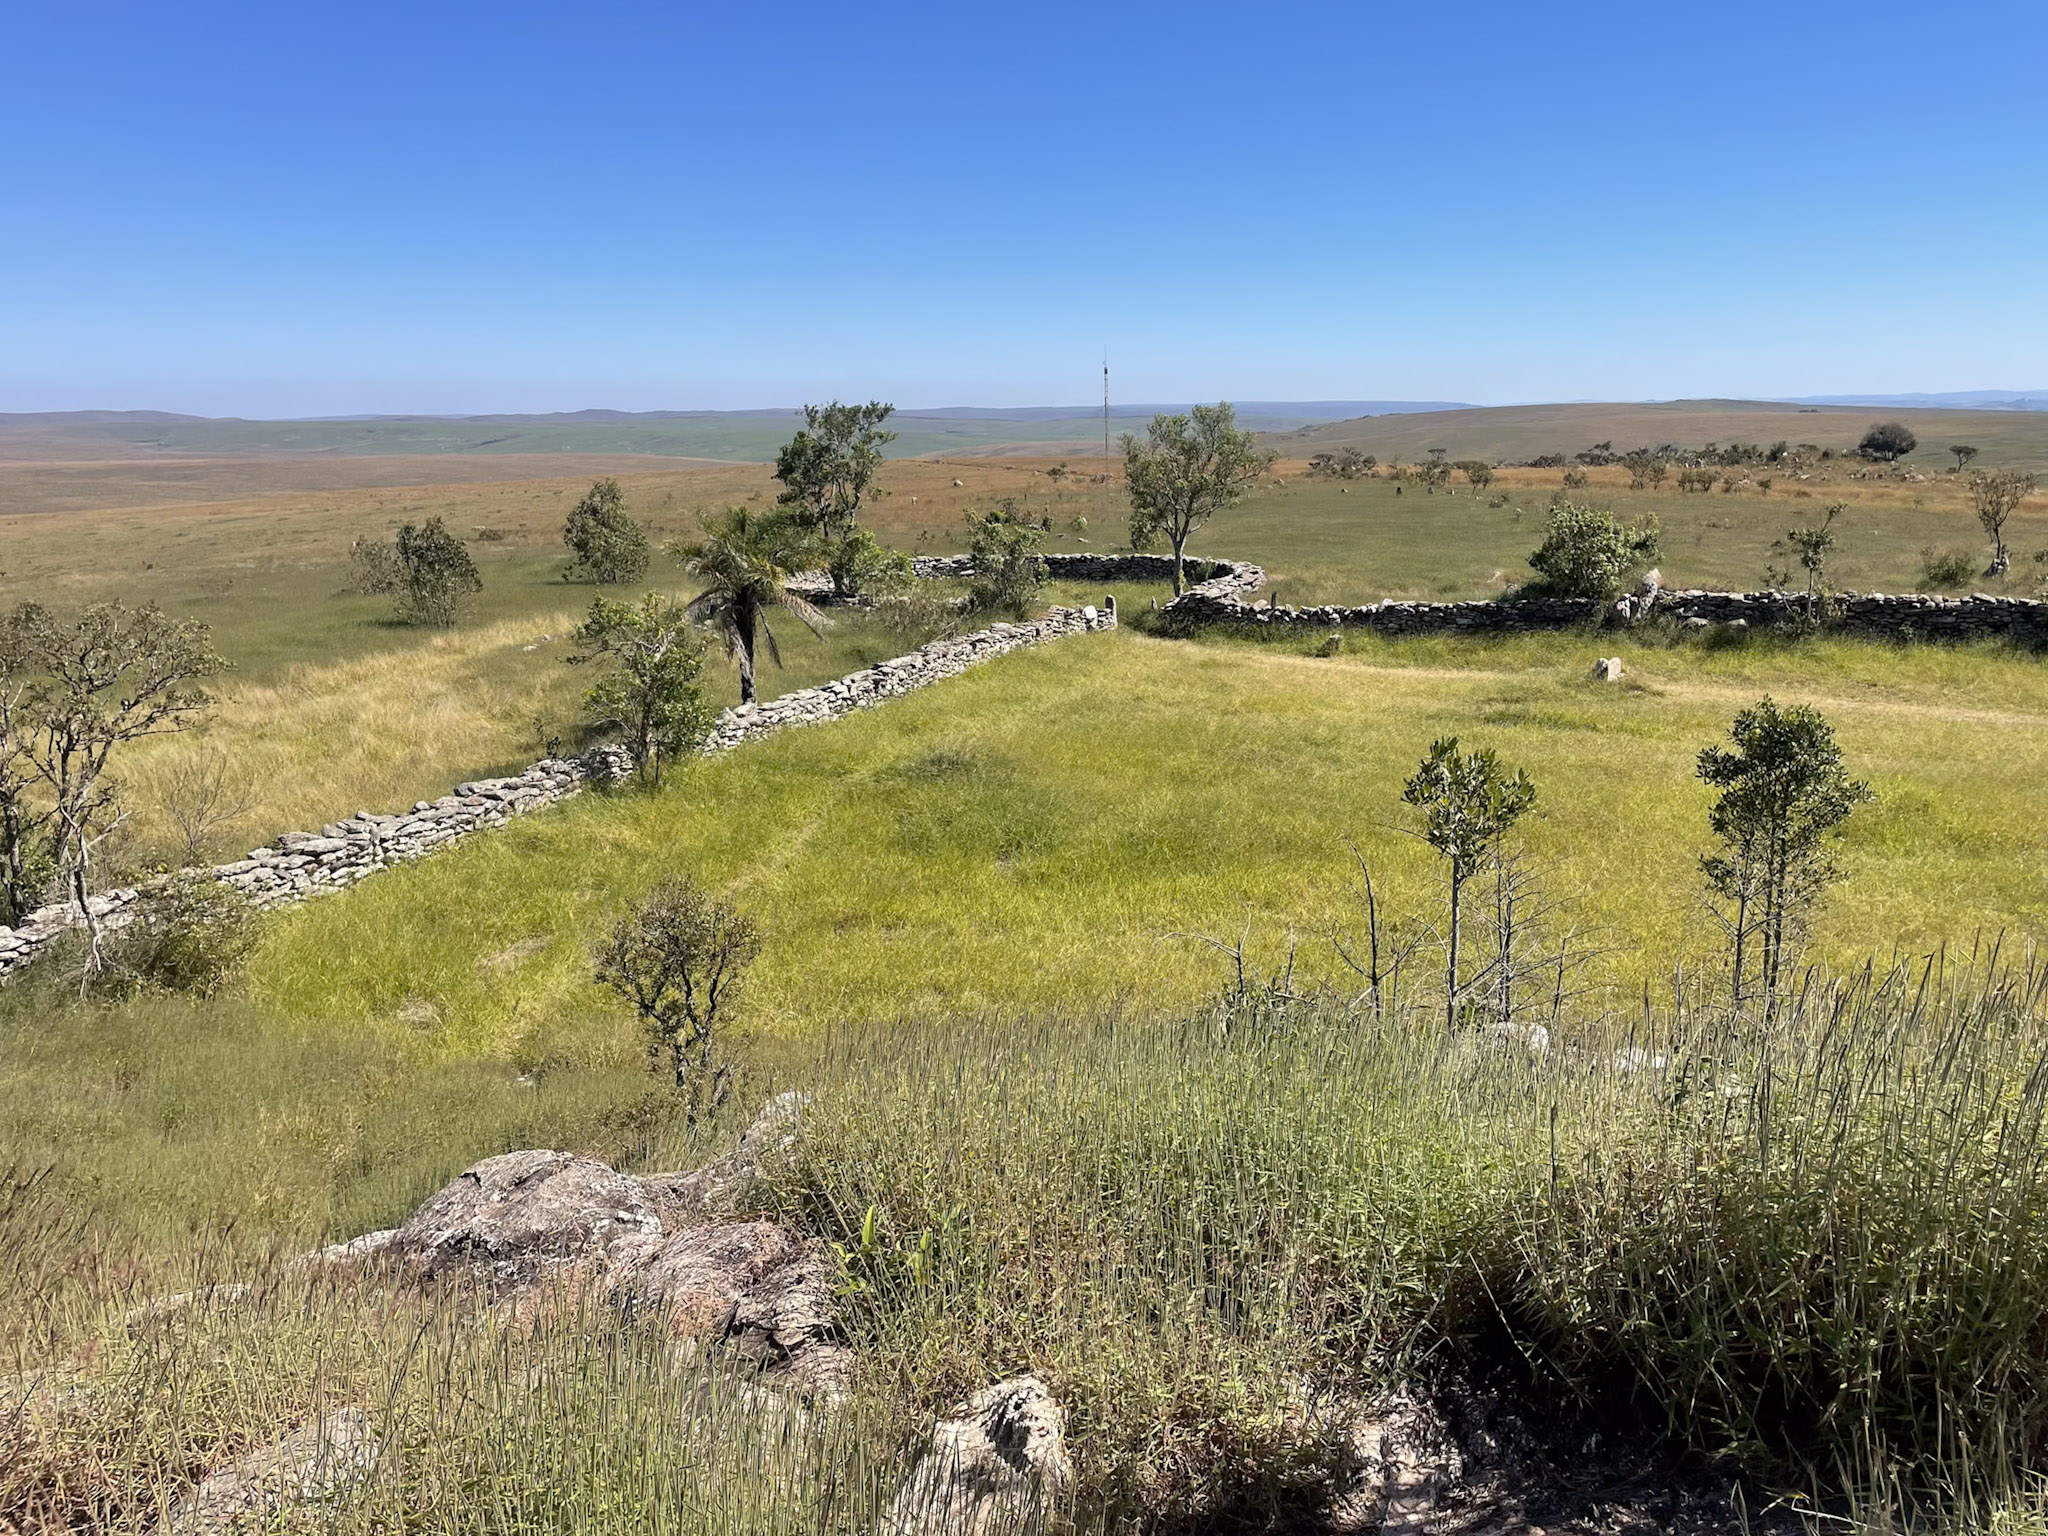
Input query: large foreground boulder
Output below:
<box><xmin>391</xmin><ymin>1149</ymin><xmax>664</xmax><ymax>1283</ymax></box>
<box><xmin>605</xmin><ymin>1217</ymin><xmax>849</xmax><ymax>1394</ymax></box>
<box><xmin>882</xmin><ymin>1376</ymin><xmax>1071</xmax><ymax>1536</ymax></box>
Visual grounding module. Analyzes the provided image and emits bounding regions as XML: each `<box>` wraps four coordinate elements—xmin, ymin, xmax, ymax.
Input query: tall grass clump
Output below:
<box><xmin>771</xmin><ymin>950</ymin><xmax>2048</xmax><ymax>1524</ymax></box>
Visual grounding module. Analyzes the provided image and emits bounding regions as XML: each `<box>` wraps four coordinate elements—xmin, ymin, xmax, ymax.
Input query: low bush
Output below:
<box><xmin>91</xmin><ymin>873</ymin><xmax>260</xmax><ymax>997</ymax></box>
<box><xmin>1920</xmin><ymin>546</ymin><xmax>1977</xmax><ymax>588</ymax></box>
<box><xmin>1526</xmin><ymin>503</ymin><xmax>1659</xmax><ymax>598</ymax></box>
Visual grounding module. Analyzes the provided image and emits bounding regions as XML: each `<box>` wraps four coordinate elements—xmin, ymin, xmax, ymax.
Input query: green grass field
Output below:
<box><xmin>7</xmin><ymin>431</ymin><xmax>2048</xmax><ymax>1530</ymax></box>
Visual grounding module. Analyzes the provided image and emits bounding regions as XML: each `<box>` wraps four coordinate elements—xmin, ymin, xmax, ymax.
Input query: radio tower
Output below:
<box><xmin>1102</xmin><ymin>353</ymin><xmax>1110</xmax><ymax>471</ymax></box>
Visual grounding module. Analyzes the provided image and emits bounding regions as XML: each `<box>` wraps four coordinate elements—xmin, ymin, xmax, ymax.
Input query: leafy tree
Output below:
<box><xmin>1767</xmin><ymin>503</ymin><xmax>1843</xmax><ymax>626</ymax></box>
<box><xmin>1967</xmin><ymin>469</ymin><xmax>2036</xmax><ymax>575</ymax></box>
<box><xmin>1417</xmin><ymin>448</ymin><xmax>1452</xmax><ymax>493</ymax></box>
<box><xmin>594</xmin><ymin>874</ymin><xmax>759</xmax><ymax>1118</ymax></box>
<box><xmin>395</xmin><ymin>518</ymin><xmax>482</xmax><ymax>627</ymax></box>
<box><xmin>0</xmin><ymin>604</ymin><xmax>223</xmax><ymax>962</ymax></box>
<box><xmin>672</xmin><ymin>506</ymin><xmax>825</xmax><ymax>705</ymax></box>
<box><xmin>963</xmin><ymin>505</ymin><xmax>1049</xmax><ymax>619</ymax></box>
<box><xmin>1046</xmin><ymin>462</ymin><xmax>1070</xmax><ymax>495</ymax></box>
<box><xmin>1460</xmin><ymin>461</ymin><xmax>1495</xmax><ymax>492</ymax></box>
<box><xmin>1697</xmin><ymin>698</ymin><xmax>1871</xmax><ymax>1014</ymax></box>
<box><xmin>569</xmin><ymin>593</ymin><xmax>714</xmax><ymax>786</ymax></box>
<box><xmin>1621</xmin><ymin>448</ymin><xmax>1667</xmax><ymax>491</ymax></box>
<box><xmin>1122</xmin><ymin>403</ymin><xmax>1277</xmax><ymax>594</ymax></box>
<box><xmin>827</xmin><ymin>524</ymin><xmax>912</xmax><ymax>599</ymax></box>
<box><xmin>1402</xmin><ymin>737</ymin><xmax>1536</xmax><ymax>1029</ymax></box>
<box><xmin>562</xmin><ymin>477</ymin><xmax>651</xmax><ymax>585</ymax></box>
<box><xmin>1857</xmin><ymin>421</ymin><xmax>1917</xmax><ymax>462</ymax></box>
<box><xmin>1526</xmin><ymin>503</ymin><xmax>1660</xmax><ymax>598</ymax></box>
<box><xmin>773</xmin><ymin>401</ymin><xmax>896</xmax><ymax>595</ymax></box>
<box><xmin>1950</xmin><ymin>444</ymin><xmax>1980</xmax><ymax>472</ymax></box>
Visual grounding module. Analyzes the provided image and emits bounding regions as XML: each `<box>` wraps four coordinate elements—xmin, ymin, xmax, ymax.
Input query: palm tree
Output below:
<box><xmin>673</xmin><ymin>506</ymin><xmax>827</xmax><ymax>705</ymax></box>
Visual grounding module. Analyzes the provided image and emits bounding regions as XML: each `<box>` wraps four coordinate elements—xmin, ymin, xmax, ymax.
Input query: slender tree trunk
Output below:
<box><xmin>1169</xmin><ymin>530</ymin><xmax>1187</xmax><ymax>597</ymax></box>
<box><xmin>1445</xmin><ymin>867</ymin><xmax>1464</xmax><ymax>1029</ymax></box>
<box><xmin>1731</xmin><ymin>889</ymin><xmax>1750</xmax><ymax>1007</ymax></box>
<box><xmin>737</xmin><ymin>600</ymin><xmax>759</xmax><ymax>705</ymax></box>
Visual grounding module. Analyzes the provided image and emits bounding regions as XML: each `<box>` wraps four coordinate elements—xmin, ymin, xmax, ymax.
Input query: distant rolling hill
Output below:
<box><xmin>0</xmin><ymin>401</ymin><xmax>1466</xmax><ymax>465</ymax></box>
<box><xmin>1272</xmin><ymin>399</ymin><xmax>2048</xmax><ymax>471</ymax></box>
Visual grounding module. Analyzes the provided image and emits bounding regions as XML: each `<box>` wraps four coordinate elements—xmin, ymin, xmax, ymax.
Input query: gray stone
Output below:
<box><xmin>882</xmin><ymin>1376</ymin><xmax>1072</xmax><ymax>1536</ymax></box>
<box><xmin>391</xmin><ymin>1150</ymin><xmax>665</xmax><ymax>1282</ymax></box>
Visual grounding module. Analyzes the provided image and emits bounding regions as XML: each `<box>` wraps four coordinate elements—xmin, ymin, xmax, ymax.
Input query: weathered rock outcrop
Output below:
<box><xmin>882</xmin><ymin>1375</ymin><xmax>1073</xmax><ymax>1536</ymax></box>
<box><xmin>390</xmin><ymin>1149</ymin><xmax>666</xmax><ymax>1283</ymax></box>
<box><xmin>603</xmin><ymin>1218</ymin><xmax>848</xmax><ymax>1392</ymax></box>
<box><xmin>636</xmin><ymin>1089</ymin><xmax>808</xmax><ymax>1227</ymax></box>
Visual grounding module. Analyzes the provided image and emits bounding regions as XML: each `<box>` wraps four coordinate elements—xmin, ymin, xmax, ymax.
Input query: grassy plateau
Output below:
<box><xmin>5</xmin><ymin>415</ymin><xmax>2048</xmax><ymax>1531</ymax></box>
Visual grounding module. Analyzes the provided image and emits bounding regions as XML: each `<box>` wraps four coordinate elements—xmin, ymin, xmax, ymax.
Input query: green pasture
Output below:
<box><xmin>242</xmin><ymin>625</ymin><xmax>2048</xmax><ymax>1048</ymax></box>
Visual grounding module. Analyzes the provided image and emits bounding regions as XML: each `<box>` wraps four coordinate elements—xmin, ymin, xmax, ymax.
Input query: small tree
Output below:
<box><xmin>563</xmin><ymin>477</ymin><xmax>651</xmax><ymax>585</ymax></box>
<box><xmin>0</xmin><ymin>619</ymin><xmax>54</xmax><ymax>924</ymax></box>
<box><xmin>569</xmin><ymin>593</ymin><xmax>715</xmax><ymax>786</ymax></box>
<box><xmin>594</xmin><ymin>875</ymin><xmax>759</xmax><ymax>1119</ymax></box>
<box><xmin>157</xmin><ymin>745</ymin><xmax>257</xmax><ymax>864</ymax></box>
<box><xmin>1402</xmin><ymin>737</ymin><xmax>1536</xmax><ymax>1029</ymax></box>
<box><xmin>1122</xmin><ymin>403</ymin><xmax>1276</xmax><ymax>594</ymax></box>
<box><xmin>1767</xmin><ymin>503</ymin><xmax>1843</xmax><ymax>626</ymax></box>
<box><xmin>1858</xmin><ymin>422</ymin><xmax>1917</xmax><ymax>462</ymax></box>
<box><xmin>1456</xmin><ymin>460</ymin><xmax>1495</xmax><ymax>492</ymax></box>
<box><xmin>1967</xmin><ymin>470</ymin><xmax>2036</xmax><ymax>575</ymax></box>
<box><xmin>1950</xmin><ymin>444</ymin><xmax>1980</xmax><ymax>472</ymax></box>
<box><xmin>1621</xmin><ymin>449</ymin><xmax>1667</xmax><ymax>491</ymax></box>
<box><xmin>395</xmin><ymin>518</ymin><xmax>482</xmax><ymax>627</ymax></box>
<box><xmin>963</xmin><ymin>505</ymin><xmax>1050</xmax><ymax>619</ymax></box>
<box><xmin>773</xmin><ymin>401</ymin><xmax>896</xmax><ymax>596</ymax></box>
<box><xmin>673</xmin><ymin>506</ymin><xmax>826</xmax><ymax>705</ymax></box>
<box><xmin>1697</xmin><ymin>698</ymin><xmax>1871</xmax><ymax>1016</ymax></box>
<box><xmin>1527</xmin><ymin>503</ymin><xmax>1660</xmax><ymax>598</ymax></box>
<box><xmin>3</xmin><ymin>603</ymin><xmax>224</xmax><ymax>968</ymax></box>
<box><xmin>827</xmin><ymin>524</ymin><xmax>912</xmax><ymax>599</ymax></box>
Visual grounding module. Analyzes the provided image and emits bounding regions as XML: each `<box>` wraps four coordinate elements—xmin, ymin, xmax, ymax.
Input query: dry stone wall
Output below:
<box><xmin>0</xmin><ymin>602</ymin><xmax>1116</xmax><ymax>979</ymax></box>
<box><xmin>2</xmin><ymin>547</ymin><xmax>2034</xmax><ymax>981</ymax></box>
<box><xmin>1140</xmin><ymin>552</ymin><xmax>2048</xmax><ymax>643</ymax></box>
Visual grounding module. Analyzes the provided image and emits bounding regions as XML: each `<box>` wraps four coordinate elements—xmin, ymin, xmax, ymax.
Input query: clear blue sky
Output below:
<box><xmin>5</xmin><ymin>1</ymin><xmax>2044</xmax><ymax>416</ymax></box>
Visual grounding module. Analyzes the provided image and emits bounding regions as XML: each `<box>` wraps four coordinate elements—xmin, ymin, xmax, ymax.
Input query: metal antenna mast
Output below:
<box><xmin>1102</xmin><ymin>353</ymin><xmax>1110</xmax><ymax>469</ymax></box>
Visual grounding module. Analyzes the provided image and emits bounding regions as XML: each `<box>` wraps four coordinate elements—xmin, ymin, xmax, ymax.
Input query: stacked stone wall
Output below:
<box><xmin>0</xmin><ymin>602</ymin><xmax>1116</xmax><ymax>978</ymax></box>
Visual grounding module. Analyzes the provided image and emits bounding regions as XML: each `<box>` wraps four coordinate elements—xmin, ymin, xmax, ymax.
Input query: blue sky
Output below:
<box><xmin>4</xmin><ymin>1</ymin><xmax>2044</xmax><ymax>416</ymax></box>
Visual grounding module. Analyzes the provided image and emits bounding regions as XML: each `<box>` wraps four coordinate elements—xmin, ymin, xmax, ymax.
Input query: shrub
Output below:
<box><xmin>593</xmin><ymin>875</ymin><xmax>759</xmax><ymax>1120</ymax></box>
<box><xmin>1526</xmin><ymin>503</ymin><xmax>1659</xmax><ymax>598</ymax></box>
<box><xmin>963</xmin><ymin>506</ymin><xmax>1048</xmax><ymax>620</ymax></box>
<box><xmin>395</xmin><ymin>518</ymin><xmax>482</xmax><ymax>627</ymax></box>
<box><xmin>562</xmin><ymin>478</ymin><xmax>650</xmax><ymax>584</ymax></box>
<box><xmin>348</xmin><ymin>537</ymin><xmax>402</xmax><ymax>596</ymax></box>
<box><xmin>93</xmin><ymin>874</ymin><xmax>260</xmax><ymax>997</ymax></box>
<box><xmin>1919</xmin><ymin>547</ymin><xmax>1975</xmax><ymax>588</ymax></box>
<box><xmin>569</xmin><ymin>593</ymin><xmax>714</xmax><ymax>786</ymax></box>
<box><xmin>827</xmin><ymin>525</ymin><xmax>911</xmax><ymax>599</ymax></box>
<box><xmin>1858</xmin><ymin>421</ymin><xmax>1918</xmax><ymax>462</ymax></box>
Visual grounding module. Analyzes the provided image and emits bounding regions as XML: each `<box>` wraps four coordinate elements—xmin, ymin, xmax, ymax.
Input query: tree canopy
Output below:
<box><xmin>1122</xmin><ymin>403</ymin><xmax>1275</xmax><ymax>595</ymax></box>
